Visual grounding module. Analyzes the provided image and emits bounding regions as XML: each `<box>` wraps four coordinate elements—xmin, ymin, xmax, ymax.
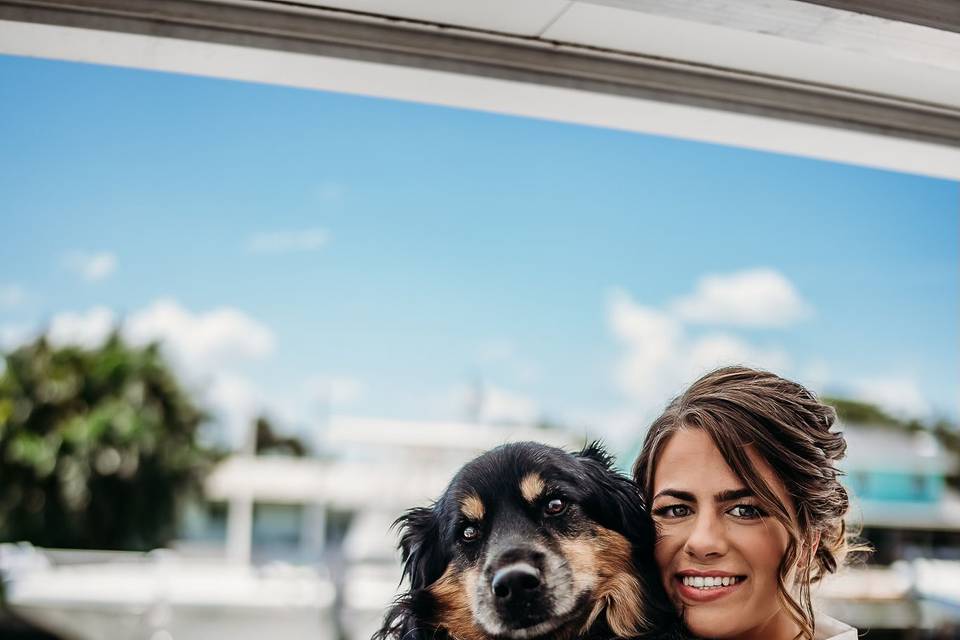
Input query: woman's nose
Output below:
<box><xmin>683</xmin><ymin>512</ymin><xmax>728</xmax><ymax>560</ymax></box>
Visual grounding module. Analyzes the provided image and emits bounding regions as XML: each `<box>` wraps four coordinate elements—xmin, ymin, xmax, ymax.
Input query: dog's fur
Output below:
<box><xmin>373</xmin><ymin>442</ymin><xmax>685</xmax><ymax>640</ymax></box>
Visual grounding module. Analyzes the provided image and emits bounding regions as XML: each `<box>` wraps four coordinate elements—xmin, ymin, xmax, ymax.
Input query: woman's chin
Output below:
<box><xmin>682</xmin><ymin>600</ymin><xmax>785</xmax><ymax>640</ymax></box>
<box><xmin>683</xmin><ymin>610</ymin><xmax>740</xmax><ymax>639</ymax></box>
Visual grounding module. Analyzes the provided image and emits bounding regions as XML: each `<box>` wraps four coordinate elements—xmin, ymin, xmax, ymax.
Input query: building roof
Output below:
<box><xmin>206</xmin><ymin>416</ymin><xmax>582</xmax><ymax>508</ymax></box>
<box><xmin>848</xmin><ymin>488</ymin><xmax>960</xmax><ymax>531</ymax></box>
<box><xmin>840</xmin><ymin>423</ymin><xmax>955</xmax><ymax>475</ymax></box>
<box><xmin>323</xmin><ymin>415</ymin><xmax>578</xmax><ymax>457</ymax></box>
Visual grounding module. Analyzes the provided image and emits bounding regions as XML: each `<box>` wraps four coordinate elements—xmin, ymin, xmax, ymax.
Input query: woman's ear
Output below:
<box><xmin>793</xmin><ymin>530</ymin><xmax>822</xmax><ymax>581</ymax></box>
<box><xmin>804</xmin><ymin>531</ymin><xmax>822</xmax><ymax>569</ymax></box>
<box><xmin>810</xmin><ymin>531</ymin><xmax>821</xmax><ymax>557</ymax></box>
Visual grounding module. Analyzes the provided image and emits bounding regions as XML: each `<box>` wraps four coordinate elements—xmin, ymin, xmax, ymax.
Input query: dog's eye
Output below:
<box><xmin>461</xmin><ymin>525</ymin><xmax>480</xmax><ymax>541</ymax></box>
<box><xmin>544</xmin><ymin>498</ymin><xmax>567</xmax><ymax>516</ymax></box>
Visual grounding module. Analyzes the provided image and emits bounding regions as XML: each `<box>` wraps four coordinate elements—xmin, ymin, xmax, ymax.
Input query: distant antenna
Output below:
<box><xmin>313</xmin><ymin>380</ymin><xmax>332</xmax><ymax>456</ymax></box>
<box><xmin>465</xmin><ymin>373</ymin><xmax>485</xmax><ymax>424</ymax></box>
<box><xmin>317</xmin><ymin>381</ymin><xmax>331</xmax><ymax>430</ymax></box>
<box><xmin>241</xmin><ymin>415</ymin><xmax>257</xmax><ymax>456</ymax></box>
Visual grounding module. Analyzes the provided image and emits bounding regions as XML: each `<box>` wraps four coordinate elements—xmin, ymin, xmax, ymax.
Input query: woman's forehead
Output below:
<box><xmin>653</xmin><ymin>428</ymin><xmax>788</xmax><ymax>502</ymax></box>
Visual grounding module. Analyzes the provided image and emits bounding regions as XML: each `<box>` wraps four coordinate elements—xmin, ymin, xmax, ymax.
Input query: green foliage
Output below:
<box><xmin>0</xmin><ymin>334</ymin><xmax>219</xmax><ymax>550</ymax></box>
<box><xmin>822</xmin><ymin>395</ymin><xmax>906</xmax><ymax>428</ymax></box>
<box><xmin>932</xmin><ymin>419</ymin><xmax>960</xmax><ymax>459</ymax></box>
<box><xmin>254</xmin><ymin>415</ymin><xmax>307</xmax><ymax>457</ymax></box>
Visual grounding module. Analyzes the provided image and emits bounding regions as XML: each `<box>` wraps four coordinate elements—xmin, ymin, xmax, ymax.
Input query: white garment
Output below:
<box><xmin>815</xmin><ymin>614</ymin><xmax>857</xmax><ymax>640</ymax></box>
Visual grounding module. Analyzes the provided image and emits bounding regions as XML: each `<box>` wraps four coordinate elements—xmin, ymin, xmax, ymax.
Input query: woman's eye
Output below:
<box><xmin>654</xmin><ymin>504</ymin><xmax>691</xmax><ymax>518</ymax></box>
<box><xmin>544</xmin><ymin>498</ymin><xmax>567</xmax><ymax>516</ymax></box>
<box><xmin>728</xmin><ymin>504</ymin><xmax>765</xmax><ymax>519</ymax></box>
<box><xmin>462</xmin><ymin>525</ymin><xmax>480</xmax><ymax>541</ymax></box>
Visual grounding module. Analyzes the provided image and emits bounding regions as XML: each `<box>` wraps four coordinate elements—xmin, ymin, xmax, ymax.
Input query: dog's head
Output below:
<box><xmin>375</xmin><ymin>441</ymin><xmax>673</xmax><ymax>640</ymax></box>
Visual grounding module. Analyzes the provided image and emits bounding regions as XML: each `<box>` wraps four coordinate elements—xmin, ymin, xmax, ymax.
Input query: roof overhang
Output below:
<box><xmin>1</xmin><ymin>0</ymin><xmax>959</xmax><ymax>178</ymax></box>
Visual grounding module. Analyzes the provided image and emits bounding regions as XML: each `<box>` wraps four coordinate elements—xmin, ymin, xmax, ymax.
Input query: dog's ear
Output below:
<box><xmin>577</xmin><ymin>440</ymin><xmax>618</xmax><ymax>468</ymax></box>
<box><xmin>576</xmin><ymin>441</ymin><xmax>682</xmax><ymax>634</ymax></box>
<box><xmin>575</xmin><ymin>441</ymin><xmax>649</xmax><ymax>542</ymax></box>
<box><xmin>373</xmin><ymin>505</ymin><xmax>449</xmax><ymax>640</ymax></box>
<box><xmin>397</xmin><ymin>505</ymin><xmax>448</xmax><ymax>590</ymax></box>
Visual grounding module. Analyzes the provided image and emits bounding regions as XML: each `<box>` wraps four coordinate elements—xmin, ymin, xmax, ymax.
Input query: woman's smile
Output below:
<box><xmin>674</xmin><ymin>570</ymin><xmax>747</xmax><ymax>603</ymax></box>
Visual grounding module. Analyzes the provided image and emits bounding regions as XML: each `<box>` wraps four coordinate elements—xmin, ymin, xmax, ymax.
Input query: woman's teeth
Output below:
<box><xmin>681</xmin><ymin>575</ymin><xmax>740</xmax><ymax>589</ymax></box>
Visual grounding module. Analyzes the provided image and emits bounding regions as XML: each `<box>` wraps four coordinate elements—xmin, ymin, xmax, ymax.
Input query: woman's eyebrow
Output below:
<box><xmin>652</xmin><ymin>489</ymin><xmax>695</xmax><ymax>502</ymax></box>
<box><xmin>652</xmin><ymin>488</ymin><xmax>754</xmax><ymax>503</ymax></box>
<box><xmin>715</xmin><ymin>488</ymin><xmax>753</xmax><ymax>502</ymax></box>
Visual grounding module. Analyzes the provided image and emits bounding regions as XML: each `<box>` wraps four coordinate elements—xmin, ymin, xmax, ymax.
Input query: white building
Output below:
<box><xmin>204</xmin><ymin>416</ymin><xmax>582</xmax><ymax>565</ymax></box>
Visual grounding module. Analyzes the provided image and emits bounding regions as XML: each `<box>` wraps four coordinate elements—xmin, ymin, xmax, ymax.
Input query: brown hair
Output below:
<box><xmin>632</xmin><ymin>366</ymin><xmax>867</xmax><ymax>640</ymax></box>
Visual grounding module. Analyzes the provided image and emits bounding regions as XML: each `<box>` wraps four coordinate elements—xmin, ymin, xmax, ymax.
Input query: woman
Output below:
<box><xmin>633</xmin><ymin>366</ymin><xmax>864</xmax><ymax>640</ymax></box>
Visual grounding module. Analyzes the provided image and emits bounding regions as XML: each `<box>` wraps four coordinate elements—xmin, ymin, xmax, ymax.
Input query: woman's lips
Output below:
<box><xmin>674</xmin><ymin>574</ymin><xmax>747</xmax><ymax>603</ymax></box>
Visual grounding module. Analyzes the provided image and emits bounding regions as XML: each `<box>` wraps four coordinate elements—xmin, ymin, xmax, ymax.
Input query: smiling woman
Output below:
<box><xmin>633</xmin><ymin>366</ymin><xmax>865</xmax><ymax>640</ymax></box>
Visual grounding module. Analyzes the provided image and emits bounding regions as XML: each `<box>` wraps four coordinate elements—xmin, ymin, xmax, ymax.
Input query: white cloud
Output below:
<box><xmin>123</xmin><ymin>299</ymin><xmax>275</xmax><ymax>378</ymax></box>
<box><xmin>6</xmin><ymin>299</ymin><xmax>352</xmax><ymax>452</ymax></box>
<box><xmin>609</xmin><ymin>291</ymin><xmax>681</xmax><ymax>395</ymax></box>
<box><xmin>123</xmin><ymin>311</ymin><xmax>367</xmax><ymax>449</ymax></box>
<box><xmin>600</xmin><ymin>268</ymin><xmax>812</xmax><ymax>440</ymax></box>
<box><xmin>0</xmin><ymin>284</ymin><xmax>26</xmax><ymax>308</ymax></box>
<box><xmin>608</xmin><ymin>288</ymin><xmax>790</xmax><ymax>413</ymax></box>
<box><xmin>64</xmin><ymin>251</ymin><xmax>117</xmax><ymax>282</ymax></box>
<box><xmin>563</xmin><ymin>405</ymin><xmax>648</xmax><ymax>451</ymax></box>
<box><xmin>203</xmin><ymin>372</ymin><xmax>366</xmax><ymax>450</ymax></box>
<box><xmin>303</xmin><ymin>375</ymin><xmax>365</xmax><ymax>406</ymax></box>
<box><xmin>47</xmin><ymin>306</ymin><xmax>117</xmax><ymax>349</ymax></box>
<box><xmin>119</xmin><ymin>300</ymin><xmax>283</xmax><ymax>449</ymax></box>
<box><xmin>853</xmin><ymin>376</ymin><xmax>930</xmax><ymax>419</ymax></box>
<box><xmin>478</xmin><ymin>384</ymin><xmax>540</xmax><ymax>424</ymax></box>
<box><xmin>798</xmin><ymin>358</ymin><xmax>831</xmax><ymax>395</ymax></box>
<box><xmin>605</xmin><ymin>276</ymin><xmax>939</xmax><ymax>440</ymax></box>
<box><xmin>1</xmin><ymin>324</ymin><xmax>34</xmax><ymax>351</ymax></box>
<box><xmin>670</xmin><ymin>268</ymin><xmax>811</xmax><ymax>328</ymax></box>
<box><xmin>205</xmin><ymin>372</ymin><xmax>262</xmax><ymax>450</ymax></box>
<box><xmin>686</xmin><ymin>334</ymin><xmax>789</xmax><ymax>375</ymax></box>
<box><xmin>445</xmin><ymin>382</ymin><xmax>540</xmax><ymax>425</ymax></box>
<box><xmin>247</xmin><ymin>228</ymin><xmax>329</xmax><ymax>254</ymax></box>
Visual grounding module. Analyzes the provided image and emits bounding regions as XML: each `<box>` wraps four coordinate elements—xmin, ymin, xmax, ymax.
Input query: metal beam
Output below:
<box><xmin>2</xmin><ymin>0</ymin><xmax>960</xmax><ymax>148</ymax></box>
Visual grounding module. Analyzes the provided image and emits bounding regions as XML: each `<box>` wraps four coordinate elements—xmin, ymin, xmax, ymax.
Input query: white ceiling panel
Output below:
<box><xmin>577</xmin><ymin>0</ymin><xmax>960</xmax><ymax>71</ymax></box>
<box><xmin>281</xmin><ymin>0</ymin><xmax>571</xmax><ymax>36</ymax></box>
<box><xmin>2</xmin><ymin>0</ymin><xmax>958</xmax><ymax>177</ymax></box>
<box><xmin>3</xmin><ymin>18</ymin><xmax>958</xmax><ymax>179</ymax></box>
<box><xmin>545</xmin><ymin>2</ymin><xmax>960</xmax><ymax>108</ymax></box>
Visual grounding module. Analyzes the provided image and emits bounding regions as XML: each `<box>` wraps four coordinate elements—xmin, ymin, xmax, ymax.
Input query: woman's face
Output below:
<box><xmin>651</xmin><ymin>428</ymin><xmax>797</xmax><ymax>640</ymax></box>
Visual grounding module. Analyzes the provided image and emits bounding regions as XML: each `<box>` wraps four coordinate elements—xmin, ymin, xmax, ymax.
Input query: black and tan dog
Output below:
<box><xmin>373</xmin><ymin>441</ymin><xmax>685</xmax><ymax>640</ymax></box>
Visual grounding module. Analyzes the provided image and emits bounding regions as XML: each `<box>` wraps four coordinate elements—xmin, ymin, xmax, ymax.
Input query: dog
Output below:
<box><xmin>373</xmin><ymin>441</ymin><xmax>686</xmax><ymax>640</ymax></box>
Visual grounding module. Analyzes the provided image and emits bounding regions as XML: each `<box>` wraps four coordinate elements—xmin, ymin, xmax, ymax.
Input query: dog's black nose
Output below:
<box><xmin>491</xmin><ymin>563</ymin><xmax>542</xmax><ymax>601</ymax></box>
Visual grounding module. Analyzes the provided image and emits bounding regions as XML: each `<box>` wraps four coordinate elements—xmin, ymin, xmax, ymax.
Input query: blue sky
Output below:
<box><xmin>1</xmin><ymin>54</ymin><xmax>957</xmax><ymax>449</ymax></box>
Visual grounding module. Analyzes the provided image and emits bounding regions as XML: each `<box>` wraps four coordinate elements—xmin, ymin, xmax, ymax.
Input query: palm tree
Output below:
<box><xmin>0</xmin><ymin>333</ymin><xmax>219</xmax><ymax>550</ymax></box>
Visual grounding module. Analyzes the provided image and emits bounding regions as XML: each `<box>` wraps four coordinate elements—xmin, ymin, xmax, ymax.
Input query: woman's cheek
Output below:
<box><xmin>653</xmin><ymin>528</ymin><xmax>680</xmax><ymax>593</ymax></box>
<box><xmin>741</xmin><ymin>521</ymin><xmax>792</xmax><ymax>611</ymax></box>
<box><xmin>748</xmin><ymin>521</ymin><xmax>791</xmax><ymax>573</ymax></box>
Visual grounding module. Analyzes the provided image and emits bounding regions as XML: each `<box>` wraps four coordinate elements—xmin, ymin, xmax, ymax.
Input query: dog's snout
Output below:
<box><xmin>493</xmin><ymin>545</ymin><xmax>545</xmax><ymax>567</ymax></box>
<box><xmin>491</xmin><ymin>563</ymin><xmax>542</xmax><ymax>601</ymax></box>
